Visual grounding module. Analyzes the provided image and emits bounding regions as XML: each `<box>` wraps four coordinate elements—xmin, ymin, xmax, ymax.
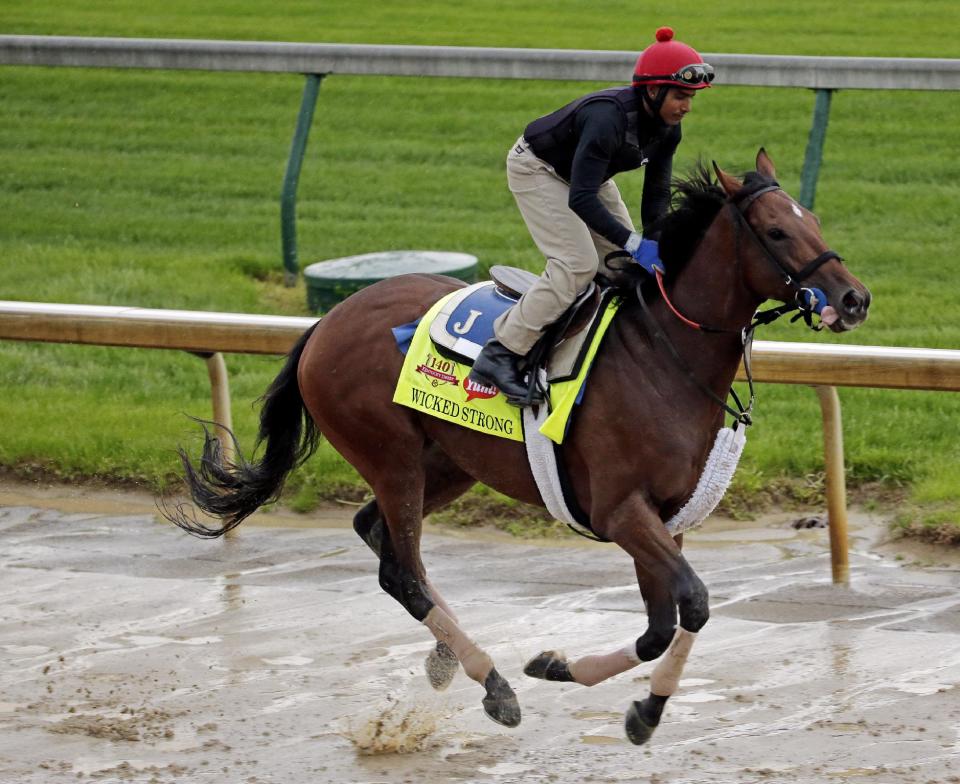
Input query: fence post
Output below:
<box><xmin>813</xmin><ymin>385</ymin><xmax>849</xmax><ymax>585</ymax></box>
<box><xmin>190</xmin><ymin>351</ymin><xmax>235</xmax><ymax>464</ymax></box>
<box><xmin>281</xmin><ymin>73</ymin><xmax>325</xmax><ymax>286</ymax></box>
<box><xmin>799</xmin><ymin>88</ymin><xmax>834</xmax><ymax>210</ymax></box>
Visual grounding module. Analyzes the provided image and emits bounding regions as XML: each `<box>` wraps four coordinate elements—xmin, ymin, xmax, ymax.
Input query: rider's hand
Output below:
<box><xmin>624</xmin><ymin>232</ymin><xmax>664</xmax><ymax>275</ymax></box>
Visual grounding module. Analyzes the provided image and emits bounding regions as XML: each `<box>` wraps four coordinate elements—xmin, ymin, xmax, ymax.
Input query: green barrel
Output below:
<box><xmin>304</xmin><ymin>250</ymin><xmax>478</xmax><ymax>313</ymax></box>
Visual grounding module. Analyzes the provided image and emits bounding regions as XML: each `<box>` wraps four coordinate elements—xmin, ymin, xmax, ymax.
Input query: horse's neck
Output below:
<box><xmin>665</xmin><ymin>212</ymin><xmax>762</xmax><ymax>334</ymax></box>
<box><xmin>625</xmin><ymin>212</ymin><xmax>763</xmax><ymax>405</ymax></box>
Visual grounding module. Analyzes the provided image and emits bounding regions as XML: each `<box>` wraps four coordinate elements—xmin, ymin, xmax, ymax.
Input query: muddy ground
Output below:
<box><xmin>0</xmin><ymin>480</ymin><xmax>958</xmax><ymax>784</ymax></box>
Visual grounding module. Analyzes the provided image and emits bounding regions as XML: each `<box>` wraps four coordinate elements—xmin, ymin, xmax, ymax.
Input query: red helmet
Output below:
<box><xmin>633</xmin><ymin>27</ymin><xmax>714</xmax><ymax>89</ymax></box>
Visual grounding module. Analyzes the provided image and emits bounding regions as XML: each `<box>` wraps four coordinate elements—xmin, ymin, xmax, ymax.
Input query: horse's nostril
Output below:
<box><xmin>842</xmin><ymin>289</ymin><xmax>868</xmax><ymax>315</ymax></box>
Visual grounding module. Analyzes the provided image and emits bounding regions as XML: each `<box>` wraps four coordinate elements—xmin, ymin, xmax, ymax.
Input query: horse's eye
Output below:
<box><xmin>767</xmin><ymin>227</ymin><xmax>788</xmax><ymax>241</ymax></box>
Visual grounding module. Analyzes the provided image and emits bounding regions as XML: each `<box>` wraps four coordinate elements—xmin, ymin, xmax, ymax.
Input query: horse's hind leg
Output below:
<box><xmin>351</xmin><ymin>457</ymin><xmax>470</xmax><ymax>692</ymax></box>
<box><xmin>355</xmin><ymin>450</ymin><xmax>520</xmax><ymax>727</ymax></box>
<box><xmin>355</xmin><ymin>499</ymin><xmax>459</xmax><ymax>689</ymax></box>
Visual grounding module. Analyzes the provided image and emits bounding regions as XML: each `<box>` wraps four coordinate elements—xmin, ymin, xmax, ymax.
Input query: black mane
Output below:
<box><xmin>652</xmin><ymin>164</ymin><xmax>775</xmax><ymax>276</ymax></box>
<box><xmin>651</xmin><ymin>163</ymin><xmax>725</xmax><ymax>275</ymax></box>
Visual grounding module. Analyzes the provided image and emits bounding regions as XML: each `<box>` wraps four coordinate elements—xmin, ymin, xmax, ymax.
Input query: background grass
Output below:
<box><xmin>2</xmin><ymin>1</ymin><xmax>959</xmax><ymax>532</ymax></box>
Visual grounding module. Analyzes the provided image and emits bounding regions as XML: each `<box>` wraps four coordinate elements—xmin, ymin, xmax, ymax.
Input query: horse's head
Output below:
<box><xmin>713</xmin><ymin>149</ymin><xmax>871</xmax><ymax>332</ymax></box>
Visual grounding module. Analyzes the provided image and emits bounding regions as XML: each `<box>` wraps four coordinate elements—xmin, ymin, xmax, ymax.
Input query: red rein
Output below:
<box><xmin>655</xmin><ymin>269</ymin><xmax>704</xmax><ymax>331</ymax></box>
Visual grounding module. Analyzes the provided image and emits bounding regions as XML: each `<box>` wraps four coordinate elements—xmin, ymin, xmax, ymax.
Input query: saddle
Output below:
<box><xmin>429</xmin><ymin>265</ymin><xmax>614</xmax><ymax>383</ymax></box>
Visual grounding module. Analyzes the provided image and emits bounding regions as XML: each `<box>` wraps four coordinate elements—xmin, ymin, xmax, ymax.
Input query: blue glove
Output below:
<box><xmin>625</xmin><ymin>232</ymin><xmax>664</xmax><ymax>275</ymax></box>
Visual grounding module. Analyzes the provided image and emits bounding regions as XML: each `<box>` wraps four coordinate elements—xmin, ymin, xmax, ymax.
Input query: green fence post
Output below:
<box><xmin>281</xmin><ymin>73</ymin><xmax>324</xmax><ymax>286</ymax></box>
<box><xmin>799</xmin><ymin>88</ymin><xmax>834</xmax><ymax>210</ymax></box>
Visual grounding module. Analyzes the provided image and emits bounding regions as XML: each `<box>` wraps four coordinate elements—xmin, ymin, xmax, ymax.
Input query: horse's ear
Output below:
<box><xmin>756</xmin><ymin>147</ymin><xmax>777</xmax><ymax>179</ymax></box>
<box><xmin>712</xmin><ymin>161</ymin><xmax>742</xmax><ymax>197</ymax></box>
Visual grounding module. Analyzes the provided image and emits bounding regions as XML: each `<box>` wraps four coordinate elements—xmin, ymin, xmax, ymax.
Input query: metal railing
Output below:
<box><xmin>4</xmin><ymin>35</ymin><xmax>959</xmax><ymax>280</ymax></box>
<box><xmin>3</xmin><ymin>299</ymin><xmax>960</xmax><ymax>583</ymax></box>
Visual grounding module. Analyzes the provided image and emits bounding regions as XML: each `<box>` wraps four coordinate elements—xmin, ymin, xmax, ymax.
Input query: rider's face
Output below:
<box><xmin>652</xmin><ymin>87</ymin><xmax>697</xmax><ymax>125</ymax></box>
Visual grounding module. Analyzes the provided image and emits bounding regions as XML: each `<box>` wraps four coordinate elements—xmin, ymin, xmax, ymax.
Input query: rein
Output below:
<box><xmin>638</xmin><ymin>179</ymin><xmax>844</xmax><ymax>428</ymax></box>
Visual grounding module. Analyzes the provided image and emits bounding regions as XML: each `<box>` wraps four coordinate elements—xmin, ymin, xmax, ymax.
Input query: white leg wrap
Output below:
<box><xmin>425</xmin><ymin>577</ymin><xmax>458</xmax><ymax>623</ymax></box>
<box><xmin>423</xmin><ymin>606</ymin><xmax>493</xmax><ymax>684</ymax></box>
<box><xmin>568</xmin><ymin>641</ymin><xmax>642</xmax><ymax>687</ymax></box>
<box><xmin>649</xmin><ymin>628</ymin><xmax>698</xmax><ymax>697</ymax></box>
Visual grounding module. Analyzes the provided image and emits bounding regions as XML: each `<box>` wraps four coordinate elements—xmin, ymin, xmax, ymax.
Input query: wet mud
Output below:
<box><xmin>0</xmin><ymin>483</ymin><xmax>958</xmax><ymax>783</ymax></box>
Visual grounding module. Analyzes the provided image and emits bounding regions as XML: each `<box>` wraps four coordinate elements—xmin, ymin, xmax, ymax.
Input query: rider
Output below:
<box><xmin>469</xmin><ymin>27</ymin><xmax>714</xmax><ymax>404</ymax></box>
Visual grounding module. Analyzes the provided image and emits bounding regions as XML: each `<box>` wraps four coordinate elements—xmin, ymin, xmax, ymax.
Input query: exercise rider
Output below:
<box><xmin>469</xmin><ymin>26</ymin><xmax>714</xmax><ymax>405</ymax></box>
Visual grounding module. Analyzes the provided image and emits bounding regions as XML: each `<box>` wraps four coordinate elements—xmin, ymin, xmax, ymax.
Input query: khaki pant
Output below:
<box><xmin>494</xmin><ymin>136</ymin><xmax>636</xmax><ymax>355</ymax></box>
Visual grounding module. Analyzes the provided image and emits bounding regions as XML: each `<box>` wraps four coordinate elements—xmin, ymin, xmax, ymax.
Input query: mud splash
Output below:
<box><xmin>342</xmin><ymin>694</ymin><xmax>447</xmax><ymax>755</ymax></box>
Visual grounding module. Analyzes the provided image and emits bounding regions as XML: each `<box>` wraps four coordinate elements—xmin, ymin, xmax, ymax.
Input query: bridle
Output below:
<box><xmin>635</xmin><ymin>178</ymin><xmax>844</xmax><ymax>426</ymax></box>
<box><xmin>729</xmin><ymin>181</ymin><xmax>843</xmax><ymax>332</ymax></box>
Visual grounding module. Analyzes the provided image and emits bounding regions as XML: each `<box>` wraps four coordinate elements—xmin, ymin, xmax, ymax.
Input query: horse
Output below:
<box><xmin>164</xmin><ymin>149</ymin><xmax>871</xmax><ymax>745</ymax></box>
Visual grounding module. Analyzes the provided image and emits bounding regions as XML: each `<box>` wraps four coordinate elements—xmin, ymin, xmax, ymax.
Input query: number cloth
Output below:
<box><xmin>393</xmin><ymin>291</ymin><xmax>622</xmax><ymax>443</ymax></box>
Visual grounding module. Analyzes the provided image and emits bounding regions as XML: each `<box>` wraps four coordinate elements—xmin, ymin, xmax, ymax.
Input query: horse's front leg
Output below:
<box><xmin>524</xmin><ymin>495</ymin><xmax>708</xmax><ymax>745</ymax></box>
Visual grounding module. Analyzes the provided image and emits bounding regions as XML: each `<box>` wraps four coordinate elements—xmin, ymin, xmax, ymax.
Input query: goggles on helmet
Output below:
<box><xmin>642</xmin><ymin>62</ymin><xmax>715</xmax><ymax>87</ymax></box>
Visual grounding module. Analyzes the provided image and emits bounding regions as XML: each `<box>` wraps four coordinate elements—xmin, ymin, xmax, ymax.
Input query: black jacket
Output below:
<box><xmin>524</xmin><ymin>86</ymin><xmax>680</xmax><ymax>247</ymax></box>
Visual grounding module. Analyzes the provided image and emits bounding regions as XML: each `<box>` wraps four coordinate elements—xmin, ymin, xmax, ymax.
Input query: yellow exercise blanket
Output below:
<box><xmin>392</xmin><ymin>291</ymin><xmax>621</xmax><ymax>444</ymax></box>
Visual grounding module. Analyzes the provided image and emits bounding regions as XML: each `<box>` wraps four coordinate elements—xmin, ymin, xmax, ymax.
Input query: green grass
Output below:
<box><xmin>2</xmin><ymin>1</ymin><xmax>960</xmax><ymax>535</ymax></box>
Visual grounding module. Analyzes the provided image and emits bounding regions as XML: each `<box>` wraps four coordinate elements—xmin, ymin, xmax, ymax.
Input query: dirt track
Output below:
<box><xmin>1</xmin><ymin>481</ymin><xmax>958</xmax><ymax>784</ymax></box>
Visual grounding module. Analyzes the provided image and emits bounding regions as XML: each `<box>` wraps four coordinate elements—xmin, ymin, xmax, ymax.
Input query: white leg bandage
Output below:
<box><xmin>649</xmin><ymin>628</ymin><xmax>697</xmax><ymax>697</ymax></box>
<box><xmin>425</xmin><ymin>577</ymin><xmax>458</xmax><ymax>623</ymax></box>
<box><xmin>423</xmin><ymin>606</ymin><xmax>493</xmax><ymax>684</ymax></box>
<box><xmin>568</xmin><ymin>641</ymin><xmax>642</xmax><ymax>687</ymax></box>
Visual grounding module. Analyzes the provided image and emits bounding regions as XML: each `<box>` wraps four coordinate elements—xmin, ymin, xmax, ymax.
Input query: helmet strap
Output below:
<box><xmin>640</xmin><ymin>85</ymin><xmax>671</xmax><ymax>126</ymax></box>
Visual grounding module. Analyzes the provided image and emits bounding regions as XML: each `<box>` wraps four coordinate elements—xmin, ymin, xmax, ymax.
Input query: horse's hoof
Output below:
<box><xmin>624</xmin><ymin>695</ymin><xmax>667</xmax><ymax>746</ymax></box>
<box><xmin>523</xmin><ymin>650</ymin><xmax>575</xmax><ymax>682</ymax></box>
<box><xmin>424</xmin><ymin>641</ymin><xmax>459</xmax><ymax>691</ymax></box>
<box><xmin>482</xmin><ymin>668</ymin><xmax>521</xmax><ymax>728</ymax></box>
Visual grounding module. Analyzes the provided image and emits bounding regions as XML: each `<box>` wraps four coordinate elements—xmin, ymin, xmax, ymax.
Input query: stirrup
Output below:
<box><xmin>507</xmin><ymin>367</ymin><xmax>546</xmax><ymax>407</ymax></box>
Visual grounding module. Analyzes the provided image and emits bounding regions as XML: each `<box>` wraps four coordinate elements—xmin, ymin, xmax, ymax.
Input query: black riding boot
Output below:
<box><xmin>469</xmin><ymin>339</ymin><xmax>543</xmax><ymax>406</ymax></box>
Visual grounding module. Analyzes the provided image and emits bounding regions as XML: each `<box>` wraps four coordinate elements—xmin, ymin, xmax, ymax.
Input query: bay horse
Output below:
<box><xmin>165</xmin><ymin>150</ymin><xmax>870</xmax><ymax>745</ymax></box>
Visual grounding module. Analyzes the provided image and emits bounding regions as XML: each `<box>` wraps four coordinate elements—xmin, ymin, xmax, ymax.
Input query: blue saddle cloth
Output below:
<box><xmin>427</xmin><ymin>282</ymin><xmax>517</xmax><ymax>362</ymax></box>
<box><xmin>392</xmin><ymin>282</ymin><xmax>514</xmax><ymax>360</ymax></box>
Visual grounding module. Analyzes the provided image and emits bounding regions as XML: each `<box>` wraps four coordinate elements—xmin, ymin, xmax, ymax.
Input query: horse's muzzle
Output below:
<box><xmin>829</xmin><ymin>286</ymin><xmax>871</xmax><ymax>332</ymax></box>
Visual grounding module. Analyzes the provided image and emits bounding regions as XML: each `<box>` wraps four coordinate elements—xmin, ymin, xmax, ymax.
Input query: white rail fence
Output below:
<box><xmin>3</xmin><ymin>36</ymin><xmax>960</xmax><ymax>89</ymax></box>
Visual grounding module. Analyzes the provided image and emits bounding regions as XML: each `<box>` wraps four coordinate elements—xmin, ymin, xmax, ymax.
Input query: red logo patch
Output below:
<box><xmin>463</xmin><ymin>377</ymin><xmax>498</xmax><ymax>402</ymax></box>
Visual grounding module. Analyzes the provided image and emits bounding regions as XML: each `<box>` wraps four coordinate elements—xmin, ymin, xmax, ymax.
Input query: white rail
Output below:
<box><xmin>3</xmin><ymin>36</ymin><xmax>960</xmax><ymax>90</ymax></box>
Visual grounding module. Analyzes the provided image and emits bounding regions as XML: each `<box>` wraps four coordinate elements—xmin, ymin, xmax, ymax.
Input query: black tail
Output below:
<box><xmin>162</xmin><ymin>323</ymin><xmax>322</xmax><ymax>538</ymax></box>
